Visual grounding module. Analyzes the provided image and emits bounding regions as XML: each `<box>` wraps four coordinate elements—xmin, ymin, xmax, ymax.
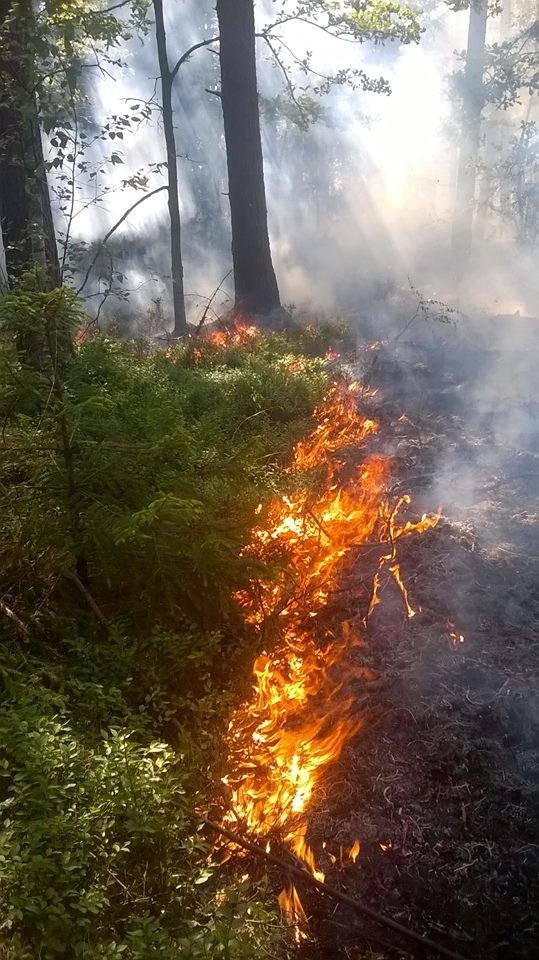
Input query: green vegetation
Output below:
<box><xmin>0</xmin><ymin>279</ymin><xmax>339</xmax><ymax>959</ymax></box>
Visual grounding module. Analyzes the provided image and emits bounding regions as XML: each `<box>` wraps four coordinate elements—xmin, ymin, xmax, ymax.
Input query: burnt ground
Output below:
<box><xmin>295</xmin><ymin>322</ymin><xmax>539</xmax><ymax>960</ymax></box>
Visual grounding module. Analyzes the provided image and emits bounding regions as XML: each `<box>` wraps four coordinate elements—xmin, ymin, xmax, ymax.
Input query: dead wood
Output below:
<box><xmin>61</xmin><ymin>568</ymin><xmax>109</xmax><ymax>629</ymax></box>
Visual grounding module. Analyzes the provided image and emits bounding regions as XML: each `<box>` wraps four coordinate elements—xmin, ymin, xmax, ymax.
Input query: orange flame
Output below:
<box><xmin>278</xmin><ymin>884</ymin><xmax>309</xmax><ymax>940</ymax></box>
<box><xmin>349</xmin><ymin>839</ymin><xmax>361</xmax><ymax>863</ymax></box>
<box><xmin>223</xmin><ymin>381</ymin><xmax>440</xmax><ymax>927</ymax></box>
<box><xmin>209</xmin><ymin>315</ymin><xmax>258</xmax><ymax>347</ymax></box>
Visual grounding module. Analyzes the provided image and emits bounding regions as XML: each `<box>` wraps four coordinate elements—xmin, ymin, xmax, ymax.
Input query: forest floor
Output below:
<box><xmin>293</xmin><ymin>316</ymin><xmax>538</xmax><ymax>960</ymax></box>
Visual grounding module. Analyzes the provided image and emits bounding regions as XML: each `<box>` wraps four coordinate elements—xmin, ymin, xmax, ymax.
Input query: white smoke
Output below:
<box><xmin>50</xmin><ymin>0</ymin><xmax>537</xmax><ymax>325</ymax></box>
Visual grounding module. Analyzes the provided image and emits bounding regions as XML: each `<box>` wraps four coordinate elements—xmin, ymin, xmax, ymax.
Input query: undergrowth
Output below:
<box><xmin>0</xmin><ymin>276</ymin><xmax>343</xmax><ymax>959</ymax></box>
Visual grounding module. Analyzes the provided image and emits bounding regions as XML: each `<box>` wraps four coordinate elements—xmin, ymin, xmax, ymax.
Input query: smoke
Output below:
<box><xmin>45</xmin><ymin>0</ymin><xmax>537</xmax><ymax>335</ymax></box>
<box><xmin>254</xmin><ymin>1</ymin><xmax>538</xmax><ymax>320</ymax></box>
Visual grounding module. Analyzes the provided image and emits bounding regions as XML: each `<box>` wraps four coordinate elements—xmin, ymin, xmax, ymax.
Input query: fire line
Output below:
<box><xmin>219</xmin><ymin>344</ymin><xmax>440</xmax><ymax>928</ymax></box>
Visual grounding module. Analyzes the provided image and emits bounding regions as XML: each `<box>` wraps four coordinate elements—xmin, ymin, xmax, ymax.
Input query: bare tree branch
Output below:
<box><xmin>194</xmin><ymin>268</ymin><xmax>232</xmax><ymax>337</ymax></box>
<box><xmin>261</xmin><ymin>35</ymin><xmax>308</xmax><ymax>126</ymax></box>
<box><xmin>102</xmin><ymin>0</ymin><xmax>132</xmax><ymax>13</ymax></box>
<box><xmin>170</xmin><ymin>36</ymin><xmax>220</xmax><ymax>82</ymax></box>
<box><xmin>77</xmin><ymin>185</ymin><xmax>168</xmax><ymax>294</ymax></box>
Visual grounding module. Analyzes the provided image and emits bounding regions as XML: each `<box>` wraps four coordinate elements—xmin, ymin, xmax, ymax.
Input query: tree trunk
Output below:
<box><xmin>153</xmin><ymin>0</ymin><xmax>187</xmax><ymax>338</ymax></box>
<box><xmin>451</xmin><ymin>0</ymin><xmax>489</xmax><ymax>265</ymax></box>
<box><xmin>0</xmin><ymin>0</ymin><xmax>60</xmax><ymax>288</ymax></box>
<box><xmin>216</xmin><ymin>0</ymin><xmax>281</xmax><ymax>318</ymax></box>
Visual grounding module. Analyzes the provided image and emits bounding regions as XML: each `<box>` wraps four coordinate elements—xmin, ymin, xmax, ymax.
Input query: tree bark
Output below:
<box><xmin>0</xmin><ymin>0</ymin><xmax>60</xmax><ymax>288</ymax></box>
<box><xmin>451</xmin><ymin>0</ymin><xmax>489</xmax><ymax>265</ymax></box>
<box><xmin>216</xmin><ymin>0</ymin><xmax>281</xmax><ymax>318</ymax></box>
<box><xmin>153</xmin><ymin>0</ymin><xmax>187</xmax><ymax>337</ymax></box>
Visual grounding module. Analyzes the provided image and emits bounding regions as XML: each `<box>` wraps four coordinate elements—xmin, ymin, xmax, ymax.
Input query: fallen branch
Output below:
<box><xmin>0</xmin><ymin>598</ymin><xmax>30</xmax><ymax>641</ymax></box>
<box><xmin>202</xmin><ymin>818</ymin><xmax>471</xmax><ymax>960</ymax></box>
<box><xmin>61</xmin><ymin>568</ymin><xmax>109</xmax><ymax>628</ymax></box>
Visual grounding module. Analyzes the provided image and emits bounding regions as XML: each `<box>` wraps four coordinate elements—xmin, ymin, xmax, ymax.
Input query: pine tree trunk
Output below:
<box><xmin>451</xmin><ymin>0</ymin><xmax>489</xmax><ymax>265</ymax></box>
<box><xmin>153</xmin><ymin>0</ymin><xmax>187</xmax><ymax>338</ymax></box>
<box><xmin>0</xmin><ymin>0</ymin><xmax>60</xmax><ymax>288</ymax></box>
<box><xmin>216</xmin><ymin>0</ymin><xmax>281</xmax><ymax>318</ymax></box>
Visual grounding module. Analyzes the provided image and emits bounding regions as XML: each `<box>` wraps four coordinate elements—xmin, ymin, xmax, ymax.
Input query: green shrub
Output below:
<box><xmin>0</xmin><ymin>303</ymin><xmax>329</xmax><ymax>634</ymax></box>
<box><xmin>0</xmin><ymin>284</ymin><xmax>341</xmax><ymax>958</ymax></box>
<box><xmin>0</xmin><ymin>642</ymin><xmax>280</xmax><ymax>958</ymax></box>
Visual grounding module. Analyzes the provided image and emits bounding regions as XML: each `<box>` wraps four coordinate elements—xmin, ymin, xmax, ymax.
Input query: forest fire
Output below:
<box><xmin>223</xmin><ymin>381</ymin><xmax>440</xmax><ymax>928</ymax></box>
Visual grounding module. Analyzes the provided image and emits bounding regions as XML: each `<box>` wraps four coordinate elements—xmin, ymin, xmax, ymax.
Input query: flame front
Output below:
<box><xmin>223</xmin><ymin>380</ymin><xmax>439</xmax><ymax>926</ymax></box>
<box><xmin>208</xmin><ymin>316</ymin><xmax>258</xmax><ymax>347</ymax></box>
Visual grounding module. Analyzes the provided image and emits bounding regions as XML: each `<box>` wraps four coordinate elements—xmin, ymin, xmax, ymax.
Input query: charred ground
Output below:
<box><xmin>293</xmin><ymin>320</ymin><xmax>538</xmax><ymax>960</ymax></box>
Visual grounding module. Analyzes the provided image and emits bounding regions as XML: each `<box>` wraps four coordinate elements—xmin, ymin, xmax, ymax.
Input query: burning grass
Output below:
<box><xmin>220</xmin><ymin>375</ymin><xmax>440</xmax><ymax>928</ymax></box>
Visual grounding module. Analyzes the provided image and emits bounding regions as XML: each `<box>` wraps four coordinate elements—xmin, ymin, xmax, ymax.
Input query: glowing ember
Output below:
<box><xmin>75</xmin><ymin>327</ymin><xmax>89</xmax><ymax>346</ymax></box>
<box><xmin>324</xmin><ymin>348</ymin><xmax>341</xmax><ymax>362</ymax></box>
<box><xmin>223</xmin><ymin>381</ymin><xmax>440</xmax><ymax>929</ymax></box>
<box><xmin>447</xmin><ymin>620</ymin><xmax>465</xmax><ymax>646</ymax></box>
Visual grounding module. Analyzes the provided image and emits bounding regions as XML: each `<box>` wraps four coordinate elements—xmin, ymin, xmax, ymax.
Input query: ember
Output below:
<box><xmin>223</xmin><ymin>381</ymin><xmax>440</xmax><ymax>928</ymax></box>
<box><xmin>447</xmin><ymin>620</ymin><xmax>465</xmax><ymax>646</ymax></box>
<box><xmin>324</xmin><ymin>348</ymin><xmax>341</xmax><ymax>362</ymax></box>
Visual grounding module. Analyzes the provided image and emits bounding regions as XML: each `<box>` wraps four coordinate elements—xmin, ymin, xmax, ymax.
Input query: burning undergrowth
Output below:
<box><xmin>209</xmin><ymin>321</ymin><xmax>442</xmax><ymax>940</ymax></box>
